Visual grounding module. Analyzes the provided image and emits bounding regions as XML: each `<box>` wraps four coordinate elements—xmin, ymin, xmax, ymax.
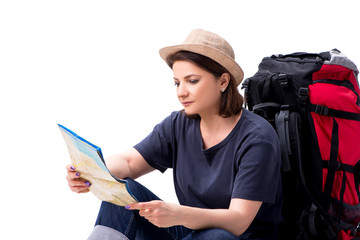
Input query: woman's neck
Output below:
<box><xmin>199</xmin><ymin>110</ymin><xmax>242</xmax><ymax>150</ymax></box>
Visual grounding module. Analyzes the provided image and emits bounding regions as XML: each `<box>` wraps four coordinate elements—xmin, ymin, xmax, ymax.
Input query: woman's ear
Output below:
<box><xmin>219</xmin><ymin>73</ymin><xmax>230</xmax><ymax>92</ymax></box>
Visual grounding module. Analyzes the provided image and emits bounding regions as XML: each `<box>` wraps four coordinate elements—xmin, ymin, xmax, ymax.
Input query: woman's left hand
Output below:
<box><xmin>126</xmin><ymin>200</ymin><xmax>182</xmax><ymax>228</ymax></box>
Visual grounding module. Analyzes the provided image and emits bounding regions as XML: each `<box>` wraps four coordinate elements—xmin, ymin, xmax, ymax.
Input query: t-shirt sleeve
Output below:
<box><xmin>133</xmin><ymin>113</ymin><xmax>176</xmax><ymax>173</ymax></box>
<box><xmin>232</xmin><ymin>139</ymin><xmax>281</xmax><ymax>204</ymax></box>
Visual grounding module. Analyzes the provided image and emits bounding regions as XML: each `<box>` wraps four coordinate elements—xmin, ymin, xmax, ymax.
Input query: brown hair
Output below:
<box><xmin>166</xmin><ymin>51</ymin><xmax>243</xmax><ymax>118</ymax></box>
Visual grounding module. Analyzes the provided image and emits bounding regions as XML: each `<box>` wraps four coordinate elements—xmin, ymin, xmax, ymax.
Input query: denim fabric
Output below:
<box><xmin>94</xmin><ymin>178</ymin><xmax>240</xmax><ymax>240</ymax></box>
<box><xmin>87</xmin><ymin>225</ymin><xmax>129</xmax><ymax>240</ymax></box>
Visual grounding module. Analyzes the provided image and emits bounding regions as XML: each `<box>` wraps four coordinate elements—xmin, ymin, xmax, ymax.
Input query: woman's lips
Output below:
<box><xmin>181</xmin><ymin>101</ymin><xmax>193</xmax><ymax>107</ymax></box>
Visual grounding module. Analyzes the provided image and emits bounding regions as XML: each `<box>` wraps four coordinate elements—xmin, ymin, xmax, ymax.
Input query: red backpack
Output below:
<box><xmin>242</xmin><ymin>49</ymin><xmax>360</xmax><ymax>239</ymax></box>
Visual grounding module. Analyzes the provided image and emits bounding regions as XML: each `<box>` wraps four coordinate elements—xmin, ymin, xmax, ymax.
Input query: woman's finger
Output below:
<box><xmin>65</xmin><ymin>164</ymin><xmax>76</xmax><ymax>172</ymax></box>
<box><xmin>68</xmin><ymin>179</ymin><xmax>92</xmax><ymax>193</ymax></box>
<box><xmin>66</xmin><ymin>171</ymin><xmax>81</xmax><ymax>180</ymax></box>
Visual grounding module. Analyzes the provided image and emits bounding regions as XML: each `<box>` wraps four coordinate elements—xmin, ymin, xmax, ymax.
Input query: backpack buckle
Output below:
<box><xmin>314</xmin><ymin>105</ymin><xmax>329</xmax><ymax>116</ymax></box>
<box><xmin>241</xmin><ymin>78</ymin><xmax>249</xmax><ymax>90</ymax></box>
<box><xmin>299</xmin><ymin>87</ymin><xmax>309</xmax><ymax>102</ymax></box>
<box><xmin>278</xmin><ymin>74</ymin><xmax>289</xmax><ymax>87</ymax></box>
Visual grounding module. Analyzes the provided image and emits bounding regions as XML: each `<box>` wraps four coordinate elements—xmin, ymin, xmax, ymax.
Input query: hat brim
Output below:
<box><xmin>159</xmin><ymin>43</ymin><xmax>244</xmax><ymax>86</ymax></box>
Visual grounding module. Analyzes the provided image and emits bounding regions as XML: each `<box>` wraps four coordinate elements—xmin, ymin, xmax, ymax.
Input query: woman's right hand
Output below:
<box><xmin>66</xmin><ymin>164</ymin><xmax>91</xmax><ymax>193</ymax></box>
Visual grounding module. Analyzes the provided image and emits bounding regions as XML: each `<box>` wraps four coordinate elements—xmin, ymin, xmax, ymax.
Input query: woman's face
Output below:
<box><xmin>172</xmin><ymin>60</ymin><xmax>223</xmax><ymax>116</ymax></box>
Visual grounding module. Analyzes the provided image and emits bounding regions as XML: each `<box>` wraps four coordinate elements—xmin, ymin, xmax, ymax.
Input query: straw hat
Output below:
<box><xmin>159</xmin><ymin>29</ymin><xmax>244</xmax><ymax>86</ymax></box>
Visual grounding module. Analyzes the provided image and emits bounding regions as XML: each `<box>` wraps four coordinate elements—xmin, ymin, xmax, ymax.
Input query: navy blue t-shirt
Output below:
<box><xmin>134</xmin><ymin>109</ymin><xmax>282</xmax><ymax>239</ymax></box>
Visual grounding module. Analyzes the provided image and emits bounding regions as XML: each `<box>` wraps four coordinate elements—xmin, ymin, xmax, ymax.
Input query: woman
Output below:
<box><xmin>66</xmin><ymin>29</ymin><xmax>282</xmax><ymax>240</ymax></box>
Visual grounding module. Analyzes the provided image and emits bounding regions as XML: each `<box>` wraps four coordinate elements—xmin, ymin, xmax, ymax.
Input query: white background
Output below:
<box><xmin>0</xmin><ymin>0</ymin><xmax>359</xmax><ymax>239</ymax></box>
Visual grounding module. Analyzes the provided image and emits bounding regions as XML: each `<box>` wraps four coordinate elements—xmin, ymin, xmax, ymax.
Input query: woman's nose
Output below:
<box><xmin>177</xmin><ymin>83</ymin><xmax>188</xmax><ymax>98</ymax></box>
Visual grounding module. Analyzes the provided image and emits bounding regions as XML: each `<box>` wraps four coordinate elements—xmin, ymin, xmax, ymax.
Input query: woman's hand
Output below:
<box><xmin>126</xmin><ymin>201</ymin><xmax>183</xmax><ymax>228</ymax></box>
<box><xmin>65</xmin><ymin>164</ymin><xmax>91</xmax><ymax>193</ymax></box>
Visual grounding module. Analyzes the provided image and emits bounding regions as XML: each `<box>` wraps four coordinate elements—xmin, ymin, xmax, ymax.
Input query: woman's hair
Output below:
<box><xmin>166</xmin><ymin>51</ymin><xmax>243</xmax><ymax>118</ymax></box>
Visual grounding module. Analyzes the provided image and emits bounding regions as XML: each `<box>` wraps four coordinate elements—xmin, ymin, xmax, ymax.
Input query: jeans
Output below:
<box><xmin>94</xmin><ymin>178</ymin><xmax>241</xmax><ymax>240</ymax></box>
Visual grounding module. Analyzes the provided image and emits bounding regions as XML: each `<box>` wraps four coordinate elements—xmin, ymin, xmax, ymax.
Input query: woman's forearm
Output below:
<box><xmin>179</xmin><ymin>205</ymin><xmax>253</xmax><ymax>236</ymax></box>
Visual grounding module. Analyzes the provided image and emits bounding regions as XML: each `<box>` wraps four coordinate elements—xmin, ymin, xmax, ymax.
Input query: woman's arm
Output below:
<box><xmin>181</xmin><ymin>198</ymin><xmax>262</xmax><ymax>236</ymax></box>
<box><xmin>127</xmin><ymin>198</ymin><xmax>262</xmax><ymax>236</ymax></box>
<box><xmin>105</xmin><ymin>147</ymin><xmax>155</xmax><ymax>179</ymax></box>
<box><xmin>66</xmin><ymin>147</ymin><xmax>155</xmax><ymax>193</ymax></box>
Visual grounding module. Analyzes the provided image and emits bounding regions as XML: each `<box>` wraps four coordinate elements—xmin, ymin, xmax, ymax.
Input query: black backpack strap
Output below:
<box><xmin>355</xmin><ymin>160</ymin><xmax>360</xmax><ymax>199</ymax></box>
<box><xmin>308</xmin><ymin>204</ymin><xmax>319</xmax><ymax>236</ymax></box>
<box><xmin>275</xmin><ymin>105</ymin><xmax>292</xmax><ymax>171</ymax></box>
<box><xmin>310</xmin><ymin>104</ymin><xmax>360</xmax><ymax>121</ymax></box>
<box><xmin>276</xmin><ymin>74</ymin><xmax>297</xmax><ymax>106</ymax></box>
<box><xmin>322</xmin><ymin>116</ymin><xmax>339</xmax><ymax>210</ymax></box>
<box><xmin>253</xmin><ymin>102</ymin><xmax>281</xmax><ymax>110</ymax></box>
<box><xmin>322</xmin><ymin>160</ymin><xmax>357</xmax><ymax>173</ymax></box>
<box><xmin>322</xmin><ymin>160</ymin><xmax>356</xmax><ymax>174</ymax></box>
<box><xmin>241</xmin><ymin>78</ymin><xmax>250</xmax><ymax>109</ymax></box>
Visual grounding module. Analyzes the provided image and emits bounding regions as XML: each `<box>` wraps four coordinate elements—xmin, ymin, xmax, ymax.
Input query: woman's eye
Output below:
<box><xmin>174</xmin><ymin>82</ymin><xmax>180</xmax><ymax>87</ymax></box>
<box><xmin>189</xmin><ymin>79</ymin><xmax>199</xmax><ymax>84</ymax></box>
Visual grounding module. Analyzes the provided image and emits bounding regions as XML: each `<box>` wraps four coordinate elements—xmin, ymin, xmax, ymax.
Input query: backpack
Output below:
<box><xmin>241</xmin><ymin>49</ymin><xmax>360</xmax><ymax>240</ymax></box>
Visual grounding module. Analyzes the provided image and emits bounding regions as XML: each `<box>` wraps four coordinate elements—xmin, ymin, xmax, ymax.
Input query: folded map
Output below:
<box><xmin>58</xmin><ymin>124</ymin><xmax>138</xmax><ymax>206</ymax></box>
